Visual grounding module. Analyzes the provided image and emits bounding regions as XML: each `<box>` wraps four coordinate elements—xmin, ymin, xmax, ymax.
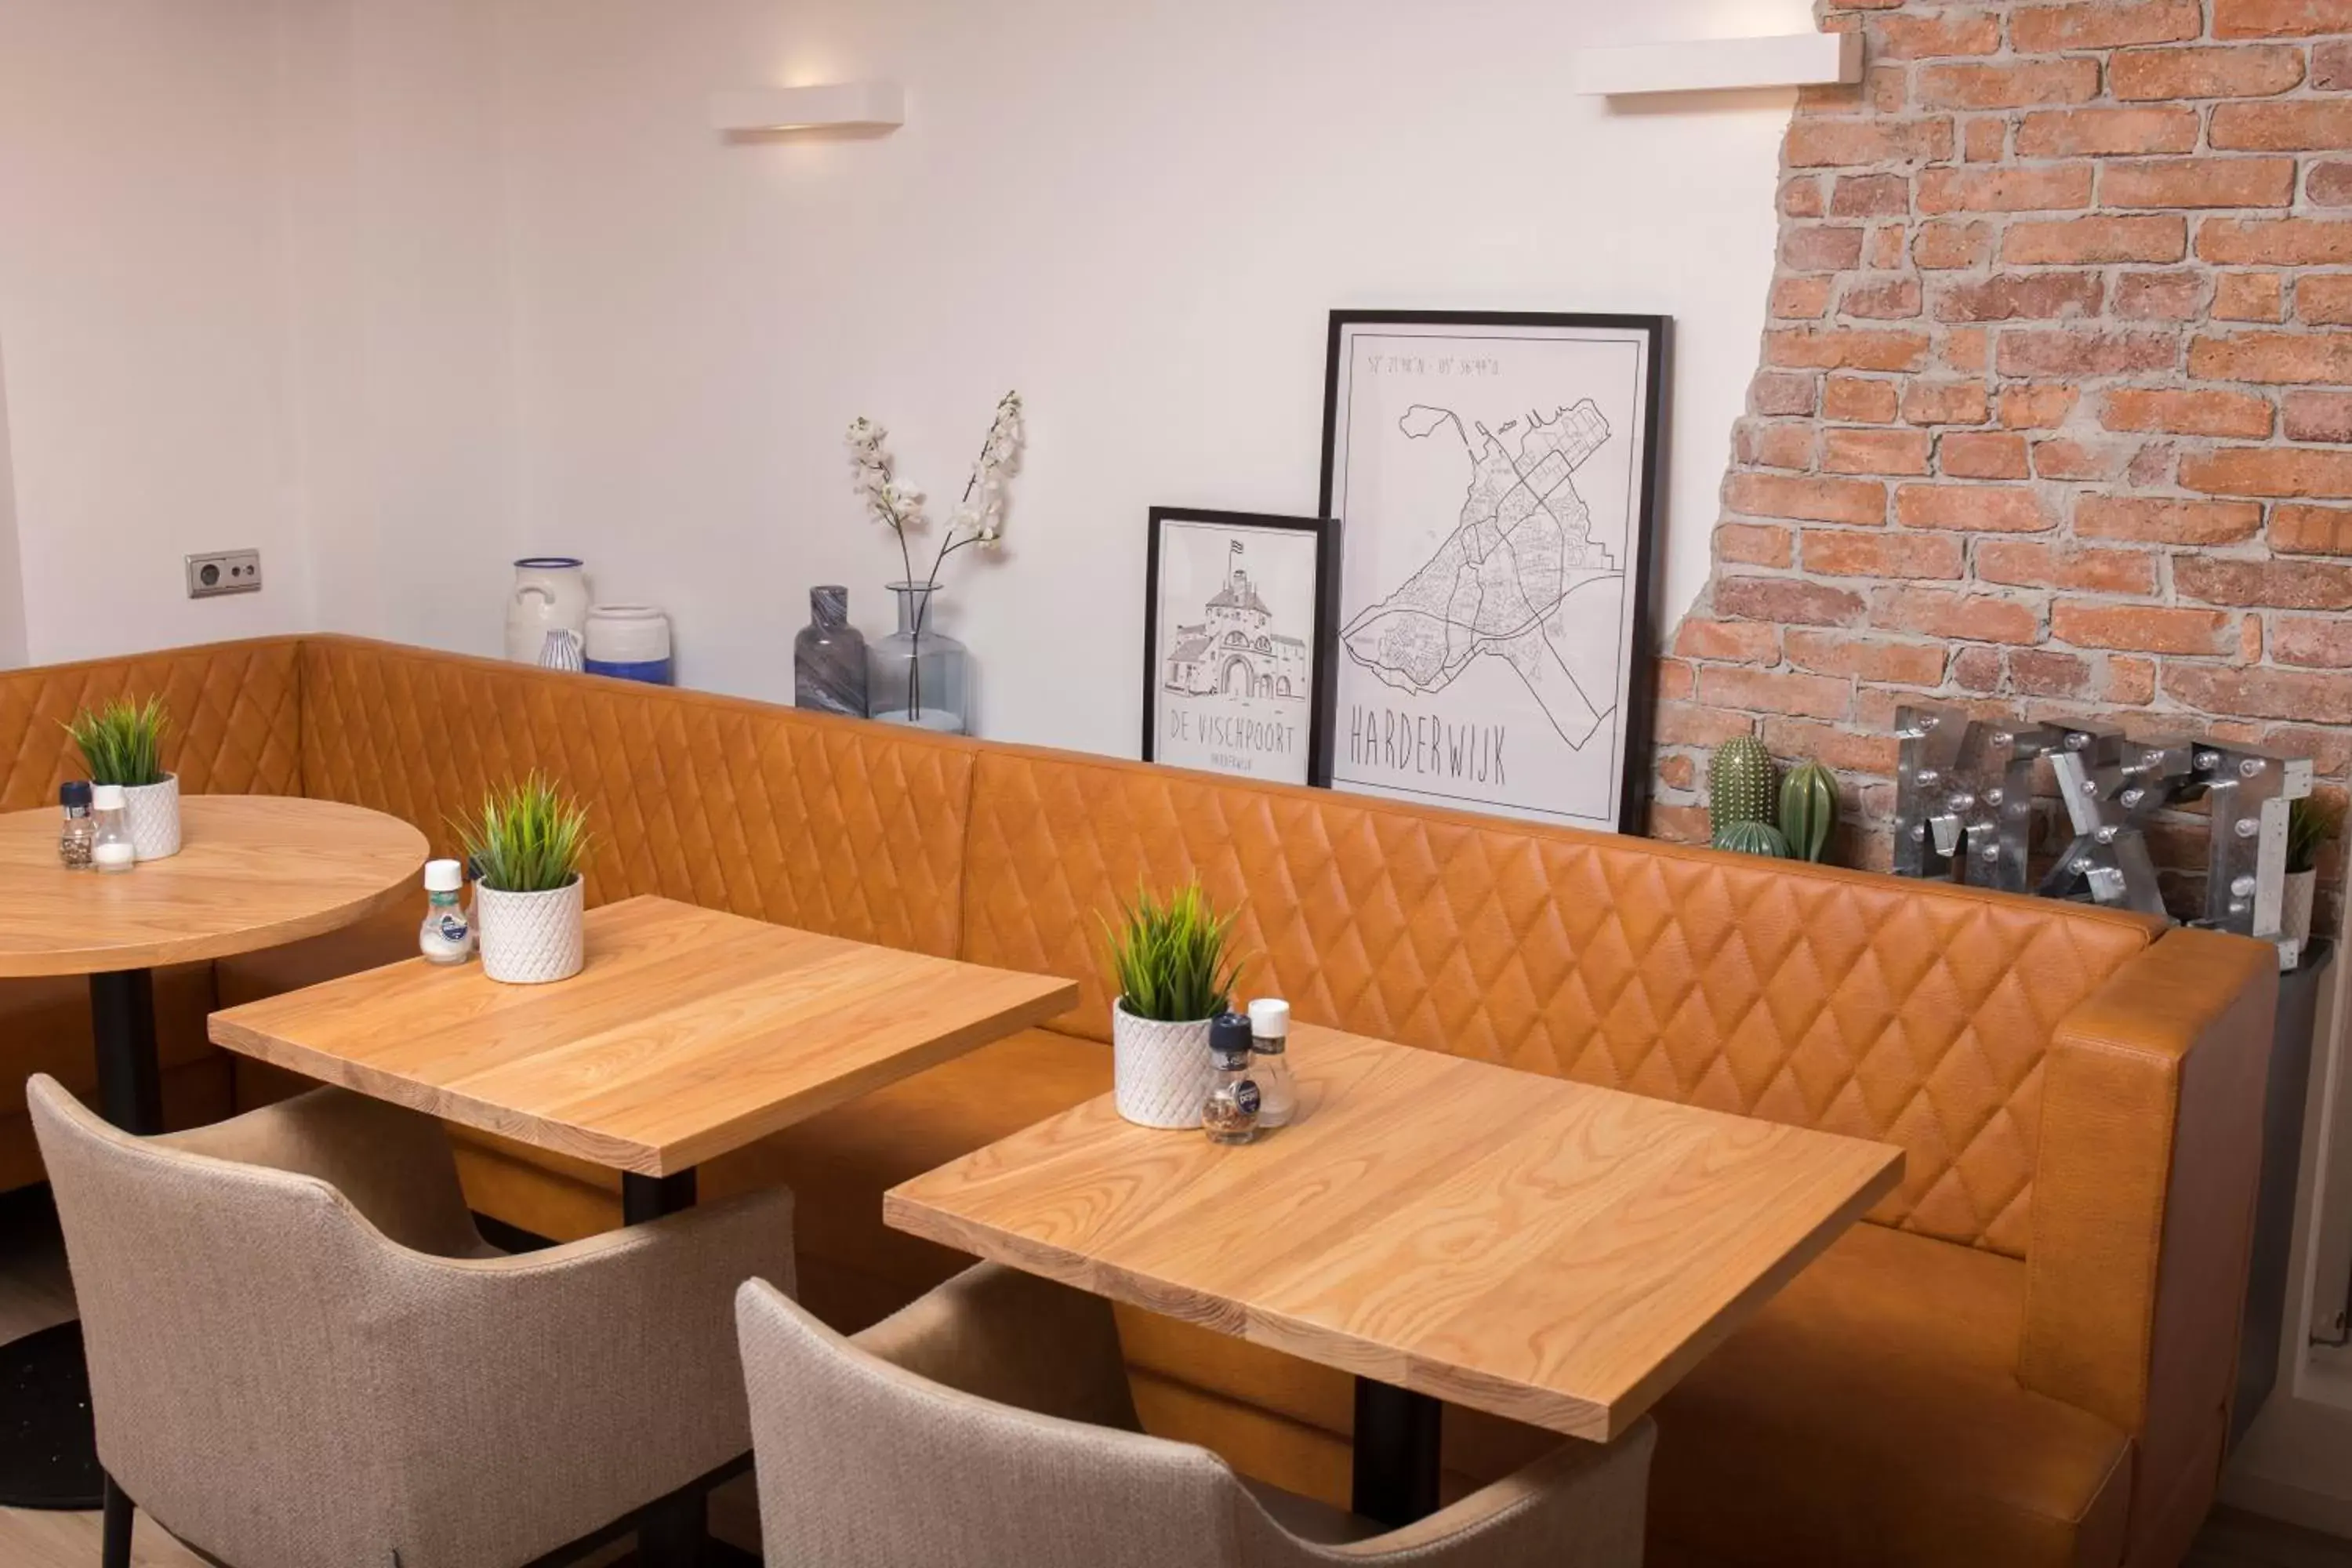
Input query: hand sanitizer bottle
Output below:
<box><xmin>419</xmin><ymin>859</ymin><xmax>472</xmax><ymax>964</ymax></box>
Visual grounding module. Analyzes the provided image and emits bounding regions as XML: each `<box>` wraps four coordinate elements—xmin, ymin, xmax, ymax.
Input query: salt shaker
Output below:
<box><xmin>89</xmin><ymin>785</ymin><xmax>135</xmax><ymax>873</ymax></box>
<box><xmin>1247</xmin><ymin>998</ymin><xmax>1294</xmax><ymax>1129</ymax></box>
<box><xmin>1202</xmin><ymin>1012</ymin><xmax>1261</xmax><ymax>1145</ymax></box>
<box><xmin>57</xmin><ymin>782</ymin><xmax>96</xmax><ymax>870</ymax></box>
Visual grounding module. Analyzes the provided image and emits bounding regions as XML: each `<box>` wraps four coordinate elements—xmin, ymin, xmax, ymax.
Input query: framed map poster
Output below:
<box><xmin>1319</xmin><ymin>310</ymin><xmax>1668</xmax><ymax>833</ymax></box>
<box><xmin>1142</xmin><ymin>507</ymin><xmax>1342</xmax><ymax>787</ymax></box>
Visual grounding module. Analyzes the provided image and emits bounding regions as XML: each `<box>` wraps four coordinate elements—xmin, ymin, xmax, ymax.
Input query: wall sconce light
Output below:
<box><xmin>709</xmin><ymin>82</ymin><xmax>905</xmax><ymax>136</ymax></box>
<box><xmin>1572</xmin><ymin>32</ymin><xmax>1862</xmax><ymax>96</ymax></box>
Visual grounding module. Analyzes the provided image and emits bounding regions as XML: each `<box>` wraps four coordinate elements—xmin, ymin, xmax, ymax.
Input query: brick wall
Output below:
<box><xmin>1656</xmin><ymin>0</ymin><xmax>2352</xmax><ymax>920</ymax></box>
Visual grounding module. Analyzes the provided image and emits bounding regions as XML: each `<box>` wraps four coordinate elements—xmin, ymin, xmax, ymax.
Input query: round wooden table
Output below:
<box><xmin>0</xmin><ymin>794</ymin><xmax>426</xmax><ymax>1510</ymax></box>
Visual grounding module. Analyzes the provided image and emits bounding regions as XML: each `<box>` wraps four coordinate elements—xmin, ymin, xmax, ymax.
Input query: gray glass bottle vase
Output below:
<box><xmin>794</xmin><ymin>586</ymin><xmax>869</xmax><ymax>717</ymax></box>
<box><xmin>869</xmin><ymin>581</ymin><xmax>969</xmax><ymax>735</ymax></box>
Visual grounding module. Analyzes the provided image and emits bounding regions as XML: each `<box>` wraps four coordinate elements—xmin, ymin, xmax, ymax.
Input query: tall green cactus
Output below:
<box><xmin>1708</xmin><ymin>735</ymin><xmax>1777</xmax><ymax>835</ymax></box>
<box><xmin>1780</xmin><ymin>760</ymin><xmax>1839</xmax><ymax>864</ymax></box>
<box><xmin>1712</xmin><ymin>818</ymin><xmax>1790</xmax><ymax>858</ymax></box>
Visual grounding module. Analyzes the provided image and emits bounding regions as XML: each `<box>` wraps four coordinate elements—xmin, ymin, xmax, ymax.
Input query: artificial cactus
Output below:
<box><xmin>1711</xmin><ymin>818</ymin><xmax>1791</xmax><ymax>858</ymax></box>
<box><xmin>1708</xmin><ymin>735</ymin><xmax>1777</xmax><ymax>836</ymax></box>
<box><xmin>1780</xmin><ymin>760</ymin><xmax>1839</xmax><ymax>864</ymax></box>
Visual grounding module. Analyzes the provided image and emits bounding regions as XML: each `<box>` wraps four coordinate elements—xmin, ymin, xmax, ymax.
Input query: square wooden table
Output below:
<box><xmin>212</xmin><ymin>893</ymin><xmax>1075</xmax><ymax>1566</ymax></box>
<box><xmin>887</xmin><ymin>1024</ymin><xmax>1903</xmax><ymax>1527</ymax></box>
<box><xmin>209</xmin><ymin>894</ymin><xmax>1080</xmax><ymax>1218</ymax></box>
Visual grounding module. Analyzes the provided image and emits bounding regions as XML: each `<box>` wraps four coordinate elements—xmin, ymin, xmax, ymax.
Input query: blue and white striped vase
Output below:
<box><xmin>583</xmin><ymin>604</ymin><xmax>673</xmax><ymax>685</ymax></box>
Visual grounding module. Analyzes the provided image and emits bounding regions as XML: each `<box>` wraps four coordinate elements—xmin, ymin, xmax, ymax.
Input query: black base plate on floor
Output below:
<box><xmin>612</xmin><ymin>1544</ymin><xmax>761</xmax><ymax>1566</ymax></box>
<box><xmin>0</xmin><ymin>1319</ymin><xmax>101</xmax><ymax>1510</ymax></box>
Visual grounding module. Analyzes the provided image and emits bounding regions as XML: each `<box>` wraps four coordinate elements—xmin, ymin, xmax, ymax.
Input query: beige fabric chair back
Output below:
<box><xmin>736</xmin><ymin>1275</ymin><xmax>1653</xmax><ymax>1568</ymax></box>
<box><xmin>31</xmin><ymin>1076</ymin><xmax>427</xmax><ymax>1565</ymax></box>
<box><xmin>739</xmin><ymin>1274</ymin><xmax>1252</xmax><ymax>1566</ymax></box>
<box><xmin>29</xmin><ymin>1074</ymin><xmax>779</xmax><ymax>1568</ymax></box>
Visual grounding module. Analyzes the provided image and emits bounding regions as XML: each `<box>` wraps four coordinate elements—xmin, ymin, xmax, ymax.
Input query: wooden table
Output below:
<box><xmin>209</xmin><ymin>892</ymin><xmax>1077</xmax><ymax>1566</ymax></box>
<box><xmin>0</xmin><ymin>794</ymin><xmax>426</xmax><ymax>1510</ymax></box>
<box><xmin>887</xmin><ymin>1025</ymin><xmax>1903</xmax><ymax>1527</ymax></box>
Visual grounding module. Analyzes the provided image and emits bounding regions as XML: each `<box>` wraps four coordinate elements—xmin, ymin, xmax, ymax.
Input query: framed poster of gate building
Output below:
<box><xmin>1320</xmin><ymin>310</ymin><xmax>1668</xmax><ymax>833</ymax></box>
<box><xmin>1142</xmin><ymin>507</ymin><xmax>1341</xmax><ymax>788</ymax></box>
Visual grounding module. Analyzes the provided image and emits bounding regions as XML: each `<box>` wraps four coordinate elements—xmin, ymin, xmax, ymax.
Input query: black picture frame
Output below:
<box><xmin>1318</xmin><ymin>309</ymin><xmax>1671</xmax><ymax>835</ymax></box>
<box><xmin>1142</xmin><ymin>506</ymin><xmax>1344</xmax><ymax>789</ymax></box>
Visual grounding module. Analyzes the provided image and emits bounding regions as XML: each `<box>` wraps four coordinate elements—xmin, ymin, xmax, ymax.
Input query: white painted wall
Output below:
<box><xmin>0</xmin><ymin>0</ymin><xmax>316</xmax><ymax>664</ymax></box>
<box><xmin>466</xmin><ymin>0</ymin><xmax>1801</xmax><ymax>753</ymax></box>
<box><xmin>0</xmin><ymin>339</ymin><xmax>26</xmax><ymax>670</ymax></box>
<box><xmin>269</xmin><ymin>0</ymin><xmax>528</xmax><ymax>655</ymax></box>
<box><xmin>0</xmin><ymin>0</ymin><xmax>1799</xmax><ymax>738</ymax></box>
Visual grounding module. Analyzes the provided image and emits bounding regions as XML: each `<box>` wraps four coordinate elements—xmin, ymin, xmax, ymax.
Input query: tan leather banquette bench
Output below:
<box><xmin>0</xmin><ymin>634</ymin><xmax>2278</xmax><ymax>1568</ymax></box>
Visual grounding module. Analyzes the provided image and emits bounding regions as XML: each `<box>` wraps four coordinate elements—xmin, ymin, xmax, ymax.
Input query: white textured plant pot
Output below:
<box><xmin>477</xmin><ymin>877</ymin><xmax>586</xmax><ymax>985</ymax></box>
<box><xmin>1112</xmin><ymin>1004</ymin><xmax>1214</xmax><ymax>1130</ymax></box>
<box><xmin>122</xmin><ymin>775</ymin><xmax>181</xmax><ymax>862</ymax></box>
<box><xmin>2285</xmin><ymin>869</ymin><xmax>2318</xmax><ymax>944</ymax></box>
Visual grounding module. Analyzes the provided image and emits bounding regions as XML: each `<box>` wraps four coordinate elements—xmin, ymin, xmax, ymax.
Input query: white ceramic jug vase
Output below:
<box><xmin>506</xmin><ymin>558</ymin><xmax>590</xmax><ymax>664</ymax></box>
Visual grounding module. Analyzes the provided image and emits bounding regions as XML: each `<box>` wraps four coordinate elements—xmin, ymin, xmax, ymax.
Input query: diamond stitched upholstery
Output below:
<box><xmin>0</xmin><ymin>638</ymin><xmax>303</xmax><ymax>1188</ymax></box>
<box><xmin>0</xmin><ymin>636</ymin><xmax>2162</xmax><ymax>1258</ymax></box>
<box><xmin>0</xmin><ymin>633</ymin><xmax>2246</xmax><ymax>1568</ymax></box>
<box><xmin>0</xmin><ymin>637</ymin><xmax>303</xmax><ymax>809</ymax></box>
<box><xmin>0</xmin><ymin>633</ymin><xmax>2259</xmax><ymax>1568</ymax></box>
<box><xmin>960</xmin><ymin>745</ymin><xmax>2158</xmax><ymax>1257</ymax></box>
<box><xmin>297</xmin><ymin>640</ymin><xmax>975</xmax><ymax>958</ymax></box>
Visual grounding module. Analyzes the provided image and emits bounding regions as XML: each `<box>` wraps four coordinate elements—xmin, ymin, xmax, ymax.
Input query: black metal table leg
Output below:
<box><xmin>1352</xmin><ymin>1378</ymin><xmax>1443</xmax><ymax>1529</ymax></box>
<box><xmin>0</xmin><ymin>967</ymin><xmax>165</xmax><ymax>1510</ymax></box>
<box><xmin>89</xmin><ymin>971</ymin><xmax>164</xmax><ymax>1136</ymax></box>
<box><xmin>622</xmin><ymin>1167</ymin><xmax>730</xmax><ymax>1567</ymax></box>
<box><xmin>622</xmin><ymin>1169</ymin><xmax>698</xmax><ymax>1226</ymax></box>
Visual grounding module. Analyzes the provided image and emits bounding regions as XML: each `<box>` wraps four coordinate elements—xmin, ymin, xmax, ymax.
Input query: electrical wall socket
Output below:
<box><xmin>185</xmin><ymin>550</ymin><xmax>262</xmax><ymax>599</ymax></box>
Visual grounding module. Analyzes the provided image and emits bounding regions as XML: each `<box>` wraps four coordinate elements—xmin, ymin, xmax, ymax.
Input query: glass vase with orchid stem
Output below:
<box><xmin>844</xmin><ymin>390</ymin><xmax>1022</xmax><ymax>735</ymax></box>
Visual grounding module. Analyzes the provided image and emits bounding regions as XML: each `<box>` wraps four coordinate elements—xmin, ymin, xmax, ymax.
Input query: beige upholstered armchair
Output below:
<box><xmin>735</xmin><ymin>1262</ymin><xmax>1654</xmax><ymax>1567</ymax></box>
<box><xmin>27</xmin><ymin>1074</ymin><xmax>793</xmax><ymax>1568</ymax></box>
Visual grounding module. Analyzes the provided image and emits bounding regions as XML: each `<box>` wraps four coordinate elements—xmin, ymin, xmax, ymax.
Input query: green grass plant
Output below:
<box><xmin>2288</xmin><ymin>795</ymin><xmax>2343</xmax><ymax>877</ymax></box>
<box><xmin>457</xmin><ymin>773</ymin><xmax>591</xmax><ymax>894</ymax></box>
<box><xmin>1100</xmin><ymin>878</ymin><xmax>1244</xmax><ymax>1023</ymax></box>
<box><xmin>64</xmin><ymin>696</ymin><xmax>169</xmax><ymax>787</ymax></box>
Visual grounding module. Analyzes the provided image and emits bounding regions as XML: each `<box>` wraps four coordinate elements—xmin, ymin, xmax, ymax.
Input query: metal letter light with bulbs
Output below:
<box><xmin>1892</xmin><ymin>706</ymin><xmax>2314</xmax><ymax>971</ymax></box>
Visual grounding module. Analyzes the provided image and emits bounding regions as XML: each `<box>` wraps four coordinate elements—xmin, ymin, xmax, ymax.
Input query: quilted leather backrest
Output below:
<box><xmin>298</xmin><ymin>638</ymin><xmax>977</xmax><ymax>958</ymax></box>
<box><xmin>960</xmin><ymin>746</ymin><xmax>2159</xmax><ymax>1257</ymax></box>
<box><xmin>0</xmin><ymin>638</ymin><xmax>303</xmax><ymax>809</ymax></box>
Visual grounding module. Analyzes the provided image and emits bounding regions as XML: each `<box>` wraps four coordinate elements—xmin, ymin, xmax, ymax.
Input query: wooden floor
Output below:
<box><xmin>0</xmin><ymin>1191</ymin><xmax>2344</xmax><ymax>1567</ymax></box>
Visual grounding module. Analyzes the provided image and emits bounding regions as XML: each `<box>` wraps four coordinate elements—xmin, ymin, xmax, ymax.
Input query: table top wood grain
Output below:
<box><xmin>0</xmin><ymin>796</ymin><xmax>426</xmax><ymax>978</ymax></box>
<box><xmin>887</xmin><ymin>1025</ymin><xmax>1904</xmax><ymax>1443</ymax></box>
<box><xmin>209</xmin><ymin>894</ymin><xmax>1080</xmax><ymax>1177</ymax></box>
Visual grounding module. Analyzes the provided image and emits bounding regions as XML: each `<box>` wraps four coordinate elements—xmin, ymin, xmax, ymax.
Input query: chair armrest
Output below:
<box><xmin>365</xmin><ymin>1185</ymin><xmax>797</xmax><ymax>1559</ymax></box>
<box><xmin>1307</xmin><ymin>1420</ymin><xmax>1653</xmax><ymax>1566</ymax></box>
<box><xmin>851</xmin><ymin>1261</ymin><xmax>1142</xmax><ymax>1433</ymax></box>
<box><xmin>160</xmin><ymin>1085</ymin><xmax>488</xmax><ymax>1258</ymax></box>
<box><xmin>2020</xmin><ymin>928</ymin><xmax>2276</xmax><ymax>1458</ymax></box>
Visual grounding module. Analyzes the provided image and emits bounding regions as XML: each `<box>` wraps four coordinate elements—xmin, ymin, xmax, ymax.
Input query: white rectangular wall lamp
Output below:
<box><xmin>1572</xmin><ymin>31</ymin><xmax>1862</xmax><ymax>96</ymax></box>
<box><xmin>709</xmin><ymin>82</ymin><xmax>905</xmax><ymax>135</ymax></box>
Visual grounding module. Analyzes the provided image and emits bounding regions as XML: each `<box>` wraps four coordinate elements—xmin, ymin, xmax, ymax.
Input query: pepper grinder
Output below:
<box><xmin>1202</xmin><ymin>1012</ymin><xmax>1261</xmax><ymax>1146</ymax></box>
<box><xmin>57</xmin><ymin>781</ymin><xmax>96</xmax><ymax>870</ymax></box>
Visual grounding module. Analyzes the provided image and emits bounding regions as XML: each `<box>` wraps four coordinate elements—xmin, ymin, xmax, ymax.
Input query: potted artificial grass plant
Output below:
<box><xmin>66</xmin><ymin>696</ymin><xmax>179</xmax><ymax>860</ymax></box>
<box><xmin>1100</xmin><ymin>878</ymin><xmax>1244</xmax><ymax>1129</ymax></box>
<box><xmin>459</xmin><ymin>774</ymin><xmax>591</xmax><ymax>985</ymax></box>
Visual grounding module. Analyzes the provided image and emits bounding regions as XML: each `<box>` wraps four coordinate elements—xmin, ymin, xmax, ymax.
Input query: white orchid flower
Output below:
<box><xmin>840</xmin><ymin>390</ymin><xmax>1022</xmax><ymax>581</ymax></box>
